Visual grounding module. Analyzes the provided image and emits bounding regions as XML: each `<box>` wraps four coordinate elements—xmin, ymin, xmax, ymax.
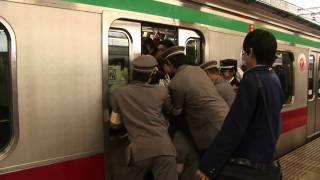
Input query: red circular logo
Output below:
<box><xmin>299</xmin><ymin>58</ymin><xmax>305</xmax><ymax>71</ymax></box>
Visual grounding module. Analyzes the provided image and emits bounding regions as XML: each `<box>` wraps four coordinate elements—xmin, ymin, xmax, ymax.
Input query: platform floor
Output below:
<box><xmin>280</xmin><ymin>137</ymin><xmax>320</xmax><ymax>180</ymax></box>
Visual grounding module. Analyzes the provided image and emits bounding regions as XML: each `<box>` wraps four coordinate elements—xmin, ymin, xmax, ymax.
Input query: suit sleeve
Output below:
<box><xmin>198</xmin><ymin>75</ymin><xmax>258</xmax><ymax>178</ymax></box>
<box><xmin>162</xmin><ymin>88</ymin><xmax>174</xmax><ymax>114</ymax></box>
<box><xmin>168</xmin><ymin>81</ymin><xmax>185</xmax><ymax>116</ymax></box>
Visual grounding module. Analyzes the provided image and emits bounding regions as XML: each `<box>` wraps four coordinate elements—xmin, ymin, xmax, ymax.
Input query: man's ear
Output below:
<box><xmin>249</xmin><ymin>48</ymin><xmax>254</xmax><ymax>57</ymax></box>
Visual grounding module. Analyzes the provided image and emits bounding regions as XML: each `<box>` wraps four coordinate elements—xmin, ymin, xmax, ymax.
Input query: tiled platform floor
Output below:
<box><xmin>280</xmin><ymin>137</ymin><xmax>320</xmax><ymax>180</ymax></box>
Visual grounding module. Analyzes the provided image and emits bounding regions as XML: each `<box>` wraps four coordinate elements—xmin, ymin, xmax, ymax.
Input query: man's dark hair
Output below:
<box><xmin>158</xmin><ymin>39</ymin><xmax>174</xmax><ymax>49</ymax></box>
<box><xmin>142</xmin><ymin>37</ymin><xmax>155</xmax><ymax>55</ymax></box>
<box><xmin>165</xmin><ymin>54</ymin><xmax>187</xmax><ymax>69</ymax></box>
<box><xmin>243</xmin><ymin>29</ymin><xmax>277</xmax><ymax>67</ymax></box>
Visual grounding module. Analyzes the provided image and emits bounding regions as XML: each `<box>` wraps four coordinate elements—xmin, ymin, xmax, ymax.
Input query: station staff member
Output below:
<box><xmin>220</xmin><ymin>59</ymin><xmax>240</xmax><ymax>91</ymax></box>
<box><xmin>161</xmin><ymin>46</ymin><xmax>229</xmax><ymax>154</ymax></box>
<box><xmin>200</xmin><ymin>60</ymin><xmax>236</xmax><ymax>107</ymax></box>
<box><xmin>110</xmin><ymin>55</ymin><xmax>177</xmax><ymax>180</ymax></box>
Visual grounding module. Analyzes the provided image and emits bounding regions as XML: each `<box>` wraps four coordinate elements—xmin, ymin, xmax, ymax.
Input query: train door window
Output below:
<box><xmin>178</xmin><ymin>29</ymin><xmax>202</xmax><ymax>65</ymax></box>
<box><xmin>308</xmin><ymin>55</ymin><xmax>315</xmax><ymax>100</ymax></box>
<box><xmin>108</xmin><ymin>29</ymin><xmax>130</xmax><ymax>107</ymax></box>
<box><xmin>0</xmin><ymin>20</ymin><xmax>14</xmax><ymax>154</ymax></box>
<box><xmin>141</xmin><ymin>23</ymin><xmax>177</xmax><ymax>56</ymax></box>
<box><xmin>185</xmin><ymin>38</ymin><xmax>201</xmax><ymax>65</ymax></box>
<box><xmin>273</xmin><ymin>51</ymin><xmax>294</xmax><ymax>104</ymax></box>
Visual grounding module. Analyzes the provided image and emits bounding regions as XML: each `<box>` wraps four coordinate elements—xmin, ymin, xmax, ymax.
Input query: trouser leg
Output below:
<box><xmin>128</xmin><ymin>159</ymin><xmax>151</xmax><ymax>180</ymax></box>
<box><xmin>180</xmin><ymin>152</ymin><xmax>199</xmax><ymax>180</ymax></box>
<box><xmin>173</xmin><ymin>131</ymin><xmax>199</xmax><ymax>180</ymax></box>
<box><xmin>152</xmin><ymin>156</ymin><xmax>178</xmax><ymax>180</ymax></box>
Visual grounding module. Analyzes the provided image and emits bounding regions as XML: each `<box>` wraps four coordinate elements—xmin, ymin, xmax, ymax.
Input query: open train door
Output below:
<box><xmin>307</xmin><ymin>51</ymin><xmax>320</xmax><ymax>138</ymax></box>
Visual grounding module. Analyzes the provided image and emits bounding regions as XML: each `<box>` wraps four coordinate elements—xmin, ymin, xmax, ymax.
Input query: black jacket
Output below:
<box><xmin>199</xmin><ymin>66</ymin><xmax>284</xmax><ymax>178</ymax></box>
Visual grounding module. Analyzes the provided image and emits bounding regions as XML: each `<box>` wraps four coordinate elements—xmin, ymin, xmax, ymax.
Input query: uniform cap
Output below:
<box><xmin>132</xmin><ymin>55</ymin><xmax>158</xmax><ymax>72</ymax></box>
<box><xmin>159</xmin><ymin>46</ymin><xmax>185</xmax><ymax>62</ymax></box>
<box><xmin>200</xmin><ymin>60</ymin><xmax>218</xmax><ymax>71</ymax></box>
<box><xmin>220</xmin><ymin>59</ymin><xmax>237</xmax><ymax>69</ymax></box>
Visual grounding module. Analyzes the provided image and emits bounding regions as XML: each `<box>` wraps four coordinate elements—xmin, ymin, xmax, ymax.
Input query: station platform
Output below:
<box><xmin>280</xmin><ymin>137</ymin><xmax>320</xmax><ymax>180</ymax></box>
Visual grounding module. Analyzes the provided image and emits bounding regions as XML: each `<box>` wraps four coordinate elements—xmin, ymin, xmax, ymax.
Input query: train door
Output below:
<box><xmin>307</xmin><ymin>52</ymin><xmax>320</xmax><ymax>138</ymax></box>
<box><xmin>104</xmin><ymin>19</ymin><xmax>203</xmax><ymax>180</ymax></box>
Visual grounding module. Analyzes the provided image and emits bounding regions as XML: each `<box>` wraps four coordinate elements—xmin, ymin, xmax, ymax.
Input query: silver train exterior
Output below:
<box><xmin>0</xmin><ymin>0</ymin><xmax>319</xmax><ymax>179</ymax></box>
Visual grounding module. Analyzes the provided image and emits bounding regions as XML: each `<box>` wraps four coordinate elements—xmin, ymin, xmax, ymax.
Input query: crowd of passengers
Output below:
<box><xmin>110</xmin><ymin>29</ymin><xmax>284</xmax><ymax>180</ymax></box>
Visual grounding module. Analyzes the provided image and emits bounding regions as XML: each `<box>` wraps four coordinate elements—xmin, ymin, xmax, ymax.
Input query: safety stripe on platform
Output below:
<box><xmin>280</xmin><ymin>138</ymin><xmax>320</xmax><ymax>180</ymax></box>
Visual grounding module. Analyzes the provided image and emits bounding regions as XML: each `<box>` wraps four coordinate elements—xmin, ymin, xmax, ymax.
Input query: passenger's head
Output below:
<box><xmin>242</xmin><ymin>29</ymin><xmax>277</xmax><ymax>68</ymax></box>
<box><xmin>132</xmin><ymin>55</ymin><xmax>158</xmax><ymax>83</ymax></box>
<box><xmin>200</xmin><ymin>60</ymin><xmax>220</xmax><ymax>81</ymax></box>
<box><xmin>159</xmin><ymin>46</ymin><xmax>187</xmax><ymax>74</ymax></box>
<box><xmin>155</xmin><ymin>40</ymin><xmax>175</xmax><ymax>58</ymax></box>
<box><xmin>142</xmin><ymin>38</ymin><xmax>156</xmax><ymax>55</ymax></box>
<box><xmin>220</xmin><ymin>59</ymin><xmax>237</xmax><ymax>81</ymax></box>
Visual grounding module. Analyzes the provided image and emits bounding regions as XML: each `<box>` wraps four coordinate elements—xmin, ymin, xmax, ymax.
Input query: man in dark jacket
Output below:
<box><xmin>197</xmin><ymin>29</ymin><xmax>284</xmax><ymax>180</ymax></box>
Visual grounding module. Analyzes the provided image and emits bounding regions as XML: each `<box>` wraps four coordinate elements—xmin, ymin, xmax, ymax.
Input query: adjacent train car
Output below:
<box><xmin>0</xmin><ymin>0</ymin><xmax>320</xmax><ymax>180</ymax></box>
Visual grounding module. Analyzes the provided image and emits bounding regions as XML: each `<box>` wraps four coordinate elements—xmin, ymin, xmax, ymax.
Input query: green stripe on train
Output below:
<box><xmin>66</xmin><ymin>0</ymin><xmax>320</xmax><ymax>48</ymax></box>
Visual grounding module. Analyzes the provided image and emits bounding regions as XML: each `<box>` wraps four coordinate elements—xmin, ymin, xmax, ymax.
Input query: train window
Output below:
<box><xmin>108</xmin><ymin>29</ymin><xmax>130</xmax><ymax>106</ymax></box>
<box><xmin>178</xmin><ymin>28</ymin><xmax>202</xmax><ymax>65</ymax></box>
<box><xmin>141</xmin><ymin>23</ymin><xmax>203</xmax><ymax>66</ymax></box>
<box><xmin>0</xmin><ymin>18</ymin><xmax>18</xmax><ymax>156</ymax></box>
<box><xmin>185</xmin><ymin>38</ymin><xmax>201</xmax><ymax>65</ymax></box>
<box><xmin>273</xmin><ymin>51</ymin><xmax>294</xmax><ymax>104</ymax></box>
<box><xmin>308</xmin><ymin>55</ymin><xmax>315</xmax><ymax>100</ymax></box>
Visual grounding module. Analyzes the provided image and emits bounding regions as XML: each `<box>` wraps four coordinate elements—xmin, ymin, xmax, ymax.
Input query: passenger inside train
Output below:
<box><xmin>149</xmin><ymin>40</ymin><xmax>174</xmax><ymax>86</ymax></box>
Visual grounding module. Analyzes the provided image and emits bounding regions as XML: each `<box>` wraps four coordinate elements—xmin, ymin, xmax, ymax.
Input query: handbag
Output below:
<box><xmin>217</xmin><ymin>71</ymin><xmax>282</xmax><ymax>180</ymax></box>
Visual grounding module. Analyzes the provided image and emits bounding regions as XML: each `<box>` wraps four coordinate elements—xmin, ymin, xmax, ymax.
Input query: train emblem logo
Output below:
<box><xmin>298</xmin><ymin>54</ymin><xmax>306</xmax><ymax>71</ymax></box>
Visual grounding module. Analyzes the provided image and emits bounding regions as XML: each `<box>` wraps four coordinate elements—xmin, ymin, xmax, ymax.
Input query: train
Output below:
<box><xmin>0</xmin><ymin>0</ymin><xmax>320</xmax><ymax>180</ymax></box>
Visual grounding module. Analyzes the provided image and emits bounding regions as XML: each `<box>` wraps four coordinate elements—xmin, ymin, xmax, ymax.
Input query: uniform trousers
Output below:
<box><xmin>173</xmin><ymin>131</ymin><xmax>199</xmax><ymax>180</ymax></box>
<box><xmin>129</xmin><ymin>155</ymin><xmax>178</xmax><ymax>180</ymax></box>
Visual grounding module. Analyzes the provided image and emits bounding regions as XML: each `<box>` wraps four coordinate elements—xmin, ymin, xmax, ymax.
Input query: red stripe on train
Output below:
<box><xmin>0</xmin><ymin>108</ymin><xmax>308</xmax><ymax>179</ymax></box>
<box><xmin>281</xmin><ymin>107</ymin><xmax>308</xmax><ymax>133</ymax></box>
<box><xmin>0</xmin><ymin>154</ymin><xmax>104</xmax><ymax>180</ymax></box>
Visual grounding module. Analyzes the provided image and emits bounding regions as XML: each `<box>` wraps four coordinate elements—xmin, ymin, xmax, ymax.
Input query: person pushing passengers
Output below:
<box><xmin>159</xmin><ymin>46</ymin><xmax>229</xmax><ymax>179</ymax></box>
<box><xmin>110</xmin><ymin>55</ymin><xmax>177</xmax><ymax>180</ymax></box>
<box><xmin>200</xmin><ymin>60</ymin><xmax>236</xmax><ymax>107</ymax></box>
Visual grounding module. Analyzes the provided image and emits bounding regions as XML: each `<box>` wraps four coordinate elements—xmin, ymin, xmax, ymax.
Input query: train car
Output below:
<box><xmin>0</xmin><ymin>0</ymin><xmax>319</xmax><ymax>180</ymax></box>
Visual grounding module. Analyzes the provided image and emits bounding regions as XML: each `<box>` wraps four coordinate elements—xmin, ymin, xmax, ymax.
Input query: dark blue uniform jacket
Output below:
<box><xmin>199</xmin><ymin>66</ymin><xmax>285</xmax><ymax>178</ymax></box>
